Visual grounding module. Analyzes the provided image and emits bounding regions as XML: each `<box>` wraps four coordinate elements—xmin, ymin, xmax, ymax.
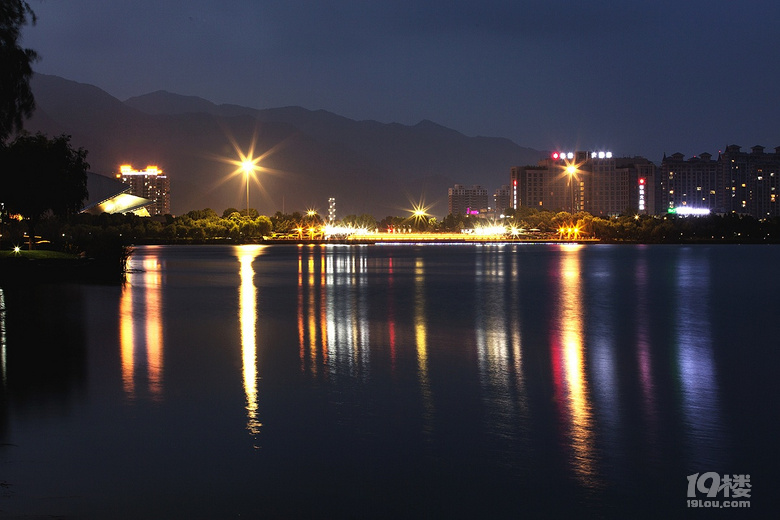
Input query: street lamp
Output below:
<box><xmin>565</xmin><ymin>164</ymin><xmax>578</xmax><ymax>213</ymax></box>
<box><xmin>242</xmin><ymin>160</ymin><xmax>253</xmax><ymax>216</ymax></box>
<box><xmin>222</xmin><ymin>136</ymin><xmax>262</xmax><ymax>217</ymax></box>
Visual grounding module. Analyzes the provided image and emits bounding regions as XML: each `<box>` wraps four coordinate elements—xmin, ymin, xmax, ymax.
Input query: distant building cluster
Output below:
<box><xmin>117</xmin><ymin>165</ymin><xmax>171</xmax><ymax>216</ymax></box>
<box><xmin>448</xmin><ymin>184</ymin><xmax>488</xmax><ymax>216</ymax></box>
<box><xmin>661</xmin><ymin>145</ymin><xmax>780</xmax><ymax>217</ymax></box>
<box><xmin>447</xmin><ymin>145</ymin><xmax>779</xmax><ymax>219</ymax></box>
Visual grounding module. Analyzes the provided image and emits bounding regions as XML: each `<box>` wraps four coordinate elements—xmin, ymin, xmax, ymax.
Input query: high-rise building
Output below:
<box><xmin>117</xmin><ymin>165</ymin><xmax>170</xmax><ymax>216</ymax></box>
<box><xmin>659</xmin><ymin>145</ymin><xmax>780</xmax><ymax>218</ymax></box>
<box><xmin>616</xmin><ymin>157</ymin><xmax>657</xmax><ymax>215</ymax></box>
<box><xmin>511</xmin><ymin>151</ymin><xmax>644</xmax><ymax>216</ymax></box>
<box><xmin>493</xmin><ymin>185</ymin><xmax>512</xmax><ymax>214</ymax></box>
<box><xmin>717</xmin><ymin>145</ymin><xmax>780</xmax><ymax>218</ymax></box>
<box><xmin>585</xmin><ymin>152</ymin><xmax>625</xmax><ymax>216</ymax></box>
<box><xmin>659</xmin><ymin>152</ymin><xmax>718</xmax><ymax>213</ymax></box>
<box><xmin>448</xmin><ymin>184</ymin><xmax>488</xmax><ymax>216</ymax></box>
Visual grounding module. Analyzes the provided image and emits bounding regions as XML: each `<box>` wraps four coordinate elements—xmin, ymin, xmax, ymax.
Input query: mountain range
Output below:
<box><xmin>25</xmin><ymin>74</ymin><xmax>544</xmax><ymax>217</ymax></box>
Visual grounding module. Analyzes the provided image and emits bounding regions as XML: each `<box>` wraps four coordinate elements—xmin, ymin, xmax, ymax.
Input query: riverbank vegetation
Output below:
<box><xmin>2</xmin><ymin>207</ymin><xmax>779</xmax><ymax>254</ymax></box>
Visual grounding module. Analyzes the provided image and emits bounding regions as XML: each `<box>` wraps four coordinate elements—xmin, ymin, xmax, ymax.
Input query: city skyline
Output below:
<box><xmin>22</xmin><ymin>0</ymin><xmax>779</xmax><ymax>161</ymax></box>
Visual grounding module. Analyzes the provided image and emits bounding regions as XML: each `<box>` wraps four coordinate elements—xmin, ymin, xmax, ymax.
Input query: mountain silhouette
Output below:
<box><xmin>26</xmin><ymin>74</ymin><xmax>544</xmax><ymax>217</ymax></box>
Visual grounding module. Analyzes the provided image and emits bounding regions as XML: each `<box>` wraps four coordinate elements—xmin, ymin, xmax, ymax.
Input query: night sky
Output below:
<box><xmin>22</xmin><ymin>0</ymin><xmax>780</xmax><ymax>161</ymax></box>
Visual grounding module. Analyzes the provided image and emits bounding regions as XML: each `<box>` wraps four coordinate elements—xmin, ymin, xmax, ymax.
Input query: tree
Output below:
<box><xmin>342</xmin><ymin>213</ymin><xmax>376</xmax><ymax>229</ymax></box>
<box><xmin>1</xmin><ymin>133</ymin><xmax>89</xmax><ymax>248</ymax></box>
<box><xmin>1</xmin><ymin>1</ymin><xmax>38</xmax><ymax>142</ymax></box>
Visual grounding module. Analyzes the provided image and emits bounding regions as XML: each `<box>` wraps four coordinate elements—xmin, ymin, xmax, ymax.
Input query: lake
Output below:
<box><xmin>1</xmin><ymin>243</ymin><xmax>778</xmax><ymax>518</ymax></box>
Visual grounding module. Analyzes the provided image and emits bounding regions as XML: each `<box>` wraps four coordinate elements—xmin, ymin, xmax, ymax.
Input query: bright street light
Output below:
<box><xmin>564</xmin><ymin>162</ymin><xmax>580</xmax><ymax>213</ymax></box>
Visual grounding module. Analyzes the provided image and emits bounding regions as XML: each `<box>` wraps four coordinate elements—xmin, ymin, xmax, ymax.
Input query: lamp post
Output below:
<box><xmin>566</xmin><ymin>164</ymin><xmax>578</xmax><ymax>213</ymax></box>
<box><xmin>242</xmin><ymin>160</ymin><xmax>253</xmax><ymax>217</ymax></box>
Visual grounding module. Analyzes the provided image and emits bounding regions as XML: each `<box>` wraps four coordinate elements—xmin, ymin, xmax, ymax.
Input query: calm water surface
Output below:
<box><xmin>1</xmin><ymin>244</ymin><xmax>778</xmax><ymax>518</ymax></box>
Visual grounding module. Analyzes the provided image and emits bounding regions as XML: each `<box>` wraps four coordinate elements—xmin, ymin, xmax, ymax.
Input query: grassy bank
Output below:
<box><xmin>0</xmin><ymin>246</ymin><xmax>130</xmax><ymax>284</ymax></box>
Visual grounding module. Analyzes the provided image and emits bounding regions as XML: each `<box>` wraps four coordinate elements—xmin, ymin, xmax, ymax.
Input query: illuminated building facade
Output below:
<box><xmin>448</xmin><ymin>184</ymin><xmax>488</xmax><ymax>216</ymax></box>
<box><xmin>660</xmin><ymin>152</ymin><xmax>718</xmax><ymax>213</ymax></box>
<box><xmin>511</xmin><ymin>151</ymin><xmax>644</xmax><ymax>216</ymax></box>
<box><xmin>117</xmin><ymin>165</ymin><xmax>171</xmax><ymax>216</ymax></box>
<box><xmin>659</xmin><ymin>145</ymin><xmax>780</xmax><ymax>218</ymax></box>
<box><xmin>616</xmin><ymin>157</ymin><xmax>657</xmax><ymax>215</ymax></box>
<box><xmin>586</xmin><ymin>152</ymin><xmax>625</xmax><ymax>216</ymax></box>
<box><xmin>717</xmin><ymin>145</ymin><xmax>780</xmax><ymax>218</ymax></box>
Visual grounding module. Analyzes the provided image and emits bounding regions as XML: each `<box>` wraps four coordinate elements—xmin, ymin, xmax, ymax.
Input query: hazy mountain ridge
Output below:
<box><xmin>27</xmin><ymin>74</ymin><xmax>544</xmax><ymax>216</ymax></box>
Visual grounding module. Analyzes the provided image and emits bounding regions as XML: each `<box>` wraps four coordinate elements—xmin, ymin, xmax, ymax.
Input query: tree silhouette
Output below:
<box><xmin>0</xmin><ymin>1</ymin><xmax>38</xmax><ymax>142</ymax></box>
<box><xmin>1</xmin><ymin>133</ymin><xmax>89</xmax><ymax>248</ymax></box>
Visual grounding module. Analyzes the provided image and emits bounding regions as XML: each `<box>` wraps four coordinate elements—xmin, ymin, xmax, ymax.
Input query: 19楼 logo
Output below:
<box><xmin>687</xmin><ymin>472</ymin><xmax>751</xmax><ymax>509</ymax></box>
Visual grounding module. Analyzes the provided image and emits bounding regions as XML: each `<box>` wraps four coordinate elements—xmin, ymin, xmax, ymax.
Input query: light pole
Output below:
<box><xmin>242</xmin><ymin>160</ymin><xmax>253</xmax><ymax>217</ymax></box>
<box><xmin>566</xmin><ymin>164</ymin><xmax>578</xmax><ymax>213</ymax></box>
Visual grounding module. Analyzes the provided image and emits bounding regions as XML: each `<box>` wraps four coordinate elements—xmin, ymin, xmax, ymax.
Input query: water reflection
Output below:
<box><xmin>586</xmin><ymin>249</ymin><xmax>620</xmax><ymax>478</ymax></box>
<box><xmin>237</xmin><ymin>245</ymin><xmax>264</xmax><ymax>436</ymax></box>
<box><xmin>415</xmin><ymin>257</ymin><xmax>433</xmax><ymax>432</ymax></box>
<box><xmin>1</xmin><ymin>287</ymin><xmax>6</xmax><ymax>388</ymax></box>
<box><xmin>551</xmin><ymin>245</ymin><xmax>598</xmax><ymax>487</ymax></box>
<box><xmin>120</xmin><ymin>255</ymin><xmax>164</xmax><ymax>401</ymax></box>
<box><xmin>474</xmin><ymin>247</ymin><xmax>527</xmax><ymax>441</ymax></box>
<box><xmin>297</xmin><ymin>246</ymin><xmax>371</xmax><ymax>379</ymax></box>
<box><xmin>675</xmin><ymin>249</ymin><xmax>723</xmax><ymax>468</ymax></box>
<box><xmin>634</xmin><ymin>251</ymin><xmax>659</xmax><ymax>456</ymax></box>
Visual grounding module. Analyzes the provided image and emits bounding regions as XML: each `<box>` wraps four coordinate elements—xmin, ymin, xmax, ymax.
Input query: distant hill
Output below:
<box><xmin>26</xmin><ymin>74</ymin><xmax>544</xmax><ymax>217</ymax></box>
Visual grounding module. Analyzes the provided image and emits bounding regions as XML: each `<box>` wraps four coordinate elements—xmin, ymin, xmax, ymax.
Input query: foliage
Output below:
<box><xmin>1</xmin><ymin>133</ymin><xmax>89</xmax><ymax>248</ymax></box>
<box><xmin>6</xmin><ymin>204</ymin><xmax>779</xmax><ymax>252</ymax></box>
<box><xmin>0</xmin><ymin>0</ymin><xmax>38</xmax><ymax>142</ymax></box>
<box><xmin>342</xmin><ymin>213</ymin><xmax>377</xmax><ymax>229</ymax></box>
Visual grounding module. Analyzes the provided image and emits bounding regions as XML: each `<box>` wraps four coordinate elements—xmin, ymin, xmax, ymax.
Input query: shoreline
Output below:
<box><xmin>2</xmin><ymin>238</ymin><xmax>777</xmax><ymax>286</ymax></box>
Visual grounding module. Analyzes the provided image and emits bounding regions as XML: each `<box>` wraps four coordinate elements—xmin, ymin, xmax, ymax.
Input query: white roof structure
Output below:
<box><xmin>81</xmin><ymin>172</ymin><xmax>153</xmax><ymax>216</ymax></box>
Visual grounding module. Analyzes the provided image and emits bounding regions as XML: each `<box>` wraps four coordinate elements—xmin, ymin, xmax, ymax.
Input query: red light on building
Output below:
<box><xmin>513</xmin><ymin>179</ymin><xmax>517</xmax><ymax>186</ymax></box>
<box><xmin>552</xmin><ymin>152</ymin><xmax>559</xmax><ymax>159</ymax></box>
<box><xmin>639</xmin><ymin>178</ymin><xmax>646</xmax><ymax>185</ymax></box>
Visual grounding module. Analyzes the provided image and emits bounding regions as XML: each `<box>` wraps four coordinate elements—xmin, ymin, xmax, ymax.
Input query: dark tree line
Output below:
<box><xmin>1</xmin><ymin>2</ymin><xmax>91</xmax><ymax>250</ymax></box>
<box><xmin>0</xmin><ymin>0</ymin><xmax>37</xmax><ymax>142</ymax></box>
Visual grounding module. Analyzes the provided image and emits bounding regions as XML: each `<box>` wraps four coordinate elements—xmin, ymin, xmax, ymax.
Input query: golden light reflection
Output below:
<box><xmin>297</xmin><ymin>247</ymin><xmax>373</xmax><ymax>378</ymax></box>
<box><xmin>298</xmin><ymin>252</ymin><xmax>305</xmax><ymax>370</ymax></box>
<box><xmin>319</xmin><ymin>254</ymin><xmax>329</xmax><ymax>368</ymax></box>
<box><xmin>119</xmin><ymin>275</ymin><xmax>135</xmax><ymax>398</ymax></box>
<box><xmin>119</xmin><ymin>255</ymin><xmax>165</xmax><ymax>401</ymax></box>
<box><xmin>553</xmin><ymin>245</ymin><xmax>598</xmax><ymax>486</ymax></box>
<box><xmin>238</xmin><ymin>245</ymin><xmax>263</xmax><ymax>436</ymax></box>
<box><xmin>307</xmin><ymin>255</ymin><xmax>318</xmax><ymax>374</ymax></box>
<box><xmin>415</xmin><ymin>258</ymin><xmax>434</xmax><ymax>432</ymax></box>
<box><xmin>144</xmin><ymin>259</ymin><xmax>163</xmax><ymax>399</ymax></box>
